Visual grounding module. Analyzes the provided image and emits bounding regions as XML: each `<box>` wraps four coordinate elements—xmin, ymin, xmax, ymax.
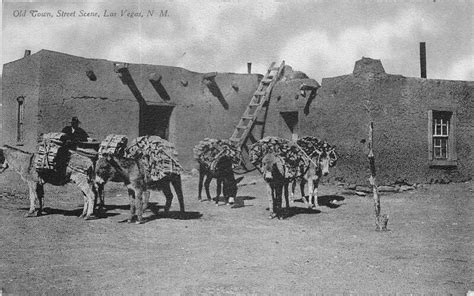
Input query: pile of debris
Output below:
<box><xmin>193</xmin><ymin>138</ymin><xmax>241</xmax><ymax>171</ymax></box>
<box><xmin>125</xmin><ymin>135</ymin><xmax>183</xmax><ymax>181</ymax></box>
<box><xmin>249</xmin><ymin>136</ymin><xmax>308</xmax><ymax>179</ymax></box>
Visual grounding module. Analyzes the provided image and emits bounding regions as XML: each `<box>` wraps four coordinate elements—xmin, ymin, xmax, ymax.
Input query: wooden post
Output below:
<box><xmin>368</xmin><ymin>122</ymin><xmax>388</xmax><ymax>231</ymax></box>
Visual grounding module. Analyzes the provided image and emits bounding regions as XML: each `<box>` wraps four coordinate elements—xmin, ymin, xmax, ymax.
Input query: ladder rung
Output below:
<box><xmin>229</xmin><ymin>137</ymin><xmax>240</xmax><ymax>142</ymax></box>
<box><xmin>254</xmin><ymin>90</ymin><xmax>266</xmax><ymax>96</ymax></box>
<box><xmin>261</xmin><ymin>78</ymin><xmax>273</xmax><ymax>84</ymax></box>
<box><xmin>270</xmin><ymin>67</ymin><xmax>280</xmax><ymax>71</ymax></box>
<box><xmin>242</xmin><ymin>115</ymin><xmax>255</xmax><ymax>120</ymax></box>
<box><xmin>236</xmin><ymin>124</ymin><xmax>248</xmax><ymax>129</ymax></box>
<box><xmin>249</xmin><ymin>102</ymin><xmax>261</xmax><ymax>107</ymax></box>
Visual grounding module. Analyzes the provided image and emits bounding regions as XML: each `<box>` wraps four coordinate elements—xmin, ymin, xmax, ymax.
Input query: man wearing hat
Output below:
<box><xmin>62</xmin><ymin>116</ymin><xmax>89</xmax><ymax>144</ymax></box>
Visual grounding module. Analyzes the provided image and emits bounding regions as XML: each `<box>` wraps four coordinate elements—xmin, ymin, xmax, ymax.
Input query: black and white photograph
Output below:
<box><xmin>0</xmin><ymin>0</ymin><xmax>472</xmax><ymax>294</ymax></box>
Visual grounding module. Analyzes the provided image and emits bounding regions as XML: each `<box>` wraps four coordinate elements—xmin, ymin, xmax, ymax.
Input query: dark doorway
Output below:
<box><xmin>140</xmin><ymin>105</ymin><xmax>174</xmax><ymax>140</ymax></box>
<box><xmin>280</xmin><ymin>111</ymin><xmax>299</xmax><ymax>141</ymax></box>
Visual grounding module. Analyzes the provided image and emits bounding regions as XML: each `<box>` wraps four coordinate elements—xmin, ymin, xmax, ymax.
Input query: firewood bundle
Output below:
<box><xmin>193</xmin><ymin>138</ymin><xmax>241</xmax><ymax>171</ymax></box>
<box><xmin>296</xmin><ymin>136</ymin><xmax>329</xmax><ymax>156</ymax></box>
<box><xmin>125</xmin><ymin>136</ymin><xmax>183</xmax><ymax>181</ymax></box>
<box><xmin>249</xmin><ymin>136</ymin><xmax>308</xmax><ymax>179</ymax></box>
<box><xmin>98</xmin><ymin>134</ymin><xmax>128</xmax><ymax>157</ymax></box>
<box><xmin>296</xmin><ymin>136</ymin><xmax>338</xmax><ymax>166</ymax></box>
<box><xmin>35</xmin><ymin>132</ymin><xmax>68</xmax><ymax>171</ymax></box>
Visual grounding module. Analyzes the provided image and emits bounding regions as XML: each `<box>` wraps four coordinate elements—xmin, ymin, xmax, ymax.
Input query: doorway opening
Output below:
<box><xmin>280</xmin><ymin>111</ymin><xmax>299</xmax><ymax>141</ymax></box>
<box><xmin>140</xmin><ymin>105</ymin><xmax>174</xmax><ymax>140</ymax></box>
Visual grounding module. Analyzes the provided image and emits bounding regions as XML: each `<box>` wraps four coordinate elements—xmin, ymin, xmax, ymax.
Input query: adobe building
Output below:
<box><xmin>266</xmin><ymin>57</ymin><xmax>473</xmax><ymax>185</ymax></box>
<box><xmin>1</xmin><ymin>50</ymin><xmax>262</xmax><ymax>167</ymax></box>
<box><xmin>2</xmin><ymin>50</ymin><xmax>473</xmax><ymax>185</ymax></box>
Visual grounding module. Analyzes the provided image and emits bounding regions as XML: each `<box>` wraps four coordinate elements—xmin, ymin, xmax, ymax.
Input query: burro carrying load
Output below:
<box><xmin>35</xmin><ymin>132</ymin><xmax>93</xmax><ymax>176</ymax></box>
<box><xmin>125</xmin><ymin>135</ymin><xmax>183</xmax><ymax>181</ymax></box>
<box><xmin>249</xmin><ymin>136</ymin><xmax>309</xmax><ymax>180</ymax></box>
<box><xmin>193</xmin><ymin>138</ymin><xmax>241</xmax><ymax>172</ymax></box>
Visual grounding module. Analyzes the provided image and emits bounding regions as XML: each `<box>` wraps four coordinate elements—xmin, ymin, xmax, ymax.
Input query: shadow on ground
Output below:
<box><xmin>142</xmin><ymin>202</ymin><xmax>203</xmax><ymax>222</ymax></box>
<box><xmin>292</xmin><ymin>195</ymin><xmax>345</xmax><ymax>209</ymax></box>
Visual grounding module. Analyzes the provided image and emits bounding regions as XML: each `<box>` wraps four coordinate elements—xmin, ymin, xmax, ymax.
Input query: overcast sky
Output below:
<box><xmin>1</xmin><ymin>0</ymin><xmax>473</xmax><ymax>82</ymax></box>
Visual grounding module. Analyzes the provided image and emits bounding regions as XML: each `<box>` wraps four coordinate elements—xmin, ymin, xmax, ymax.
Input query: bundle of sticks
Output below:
<box><xmin>98</xmin><ymin>134</ymin><xmax>128</xmax><ymax>157</ymax></box>
<box><xmin>125</xmin><ymin>136</ymin><xmax>183</xmax><ymax>181</ymax></box>
<box><xmin>296</xmin><ymin>136</ymin><xmax>330</xmax><ymax>156</ymax></box>
<box><xmin>296</xmin><ymin>136</ymin><xmax>338</xmax><ymax>166</ymax></box>
<box><xmin>249</xmin><ymin>136</ymin><xmax>308</xmax><ymax>179</ymax></box>
<box><xmin>193</xmin><ymin>138</ymin><xmax>241</xmax><ymax>170</ymax></box>
<box><xmin>35</xmin><ymin>132</ymin><xmax>68</xmax><ymax>171</ymax></box>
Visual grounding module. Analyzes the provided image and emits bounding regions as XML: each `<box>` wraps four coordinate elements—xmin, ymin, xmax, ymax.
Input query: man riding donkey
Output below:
<box><xmin>0</xmin><ymin>116</ymin><xmax>98</xmax><ymax>219</ymax></box>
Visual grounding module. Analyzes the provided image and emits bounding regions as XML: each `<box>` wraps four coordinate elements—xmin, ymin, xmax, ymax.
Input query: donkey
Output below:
<box><xmin>291</xmin><ymin>147</ymin><xmax>338</xmax><ymax>208</ymax></box>
<box><xmin>0</xmin><ymin>145</ymin><xmax>96</xmax><ymax>219</ymax></box>
<box><xmin>95</xmin><ymin>155</ymin><xmax>185</xmax><ymax>224</ymax></box>
<box><xmin>198</xmin><ymin>156</ymin><xmax>243</xmax><ymax>205</ymax></box>
<box><xmin>260</xmin><ymin>152</ymin><xmax>291</xmax><ymax>219</ymax></box>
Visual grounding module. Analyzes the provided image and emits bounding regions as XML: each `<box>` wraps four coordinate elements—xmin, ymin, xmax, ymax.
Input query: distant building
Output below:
<box><xmin>2</xmin><ymin>51</ymin><xmax>472</xmax><ymax>185</ymax></box>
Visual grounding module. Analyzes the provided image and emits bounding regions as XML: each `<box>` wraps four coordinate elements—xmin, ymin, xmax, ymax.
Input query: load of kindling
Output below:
<box><xmin>193</xmin><ymin>138</ymin><xmax>241</xmax><ymax>171</ymax></box>
<box><xmin>125</xmin><ymin>135</ymin><xmax>183</xmax><ymax>181</ymax></box>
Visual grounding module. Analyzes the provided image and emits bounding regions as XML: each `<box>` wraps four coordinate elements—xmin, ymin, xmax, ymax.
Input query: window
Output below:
<box><xmin>428</xmin><ymin>110</ymin><xmax>456</xmax><ymax>166</ymax></box>
<box><xmin>16</xmin><ymin>96</ymin><xmax>25</xmax><ymax>144</ymax></box>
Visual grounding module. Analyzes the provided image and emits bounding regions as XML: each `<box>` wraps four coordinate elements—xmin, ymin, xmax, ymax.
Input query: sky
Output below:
<box><xmin>1</xmin><ymin>0</ymin><xmax>473</xmax><ymax>82</ymax></box>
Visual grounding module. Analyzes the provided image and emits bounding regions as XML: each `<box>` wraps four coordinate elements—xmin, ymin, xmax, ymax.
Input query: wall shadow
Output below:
<box><xmin>205</xmin><ymin>78</ymin><xmax>229</xmax><ymax>110</ymax></box>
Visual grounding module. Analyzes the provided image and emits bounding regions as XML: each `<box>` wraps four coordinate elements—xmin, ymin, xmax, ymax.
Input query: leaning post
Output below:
<box><xmin>368</xmin><ymin>122</ymin><xmax>388</xmax><ymax>231</ymax></box>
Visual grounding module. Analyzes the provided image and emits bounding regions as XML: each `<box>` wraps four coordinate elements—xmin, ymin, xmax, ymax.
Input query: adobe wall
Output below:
<box><xmin>1</xmin><ymin>56</ymin><xmax>41</xmax><ymax>151</ymax></box>
<box><xmin>7</xmin><ymin>50</ymin><xmax>260</xmax><ymax>168</ymax></box>
<box><xmin>268</xmin><ymin>70</ymin><xmax>473</xmax><ymax>185</ymax></box>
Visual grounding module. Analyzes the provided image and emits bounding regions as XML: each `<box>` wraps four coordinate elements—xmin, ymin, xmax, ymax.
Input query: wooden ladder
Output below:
<box><xmin>230</xmin><ymin>61</ymin><xmax>285</xmax><ymax>170</ymax></box>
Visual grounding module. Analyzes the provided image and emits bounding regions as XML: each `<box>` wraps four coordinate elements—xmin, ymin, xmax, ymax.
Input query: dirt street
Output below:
<box><xmin>0</xmin><ymin>172</ymin><xmax>472</xmax><ymax>295</ymax></box>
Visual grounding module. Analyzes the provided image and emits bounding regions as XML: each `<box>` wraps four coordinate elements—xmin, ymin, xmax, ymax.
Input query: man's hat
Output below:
<box><xmin>71</xmin><ymin>116</ymin><xmax>80</xmax><ymax>124</ymax></box>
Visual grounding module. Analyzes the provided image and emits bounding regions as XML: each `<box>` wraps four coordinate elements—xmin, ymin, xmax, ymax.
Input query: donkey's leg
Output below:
<box><xmin>70</xmin><ymin>173</ymin><xmax>95</xmax><ymax>219</ymax></box>
<box><xmin>275</xmin><ymin>185</ymin><xmax>283</xmax><ymax>219</ymax></box>
<box><xmin>204</xmin><ymin>176</ymin><xmax>213</xmax><ymax>202</ymax></box>
<box><xmin>308</xmin><ymin>177</ymin><xmax>315</xmax><ymax>207</ymax></box>
<box><xmin>126</xmin><ymin>186</ymin><xmax>137</xmax><ymax>223</ymax></box>
<box><xmin>267</xmin><ymin>183</ymin><xmax>276</xmax><ymax>219</ymax></box>
<box><xmin>171</xmin><ymin>176</ymin><xmax>185</xmax><ymax>213</ymax></box>
<box><xmin>134</xmin><ymin>188</ymin><xmax>144</xmax><ymax>224</ymax></box>
<box><xmin>25</xmin><ymin>181</ymin><xmax>38</xmax><ymax>217</ymax></box>
<box><xmin>198</xmin><ymin>168</ymin><xmax>205</xmax><ymax>200</ymax></box>
<box><xmin>216</xmin><ymin>177</ymin><xmax>223</xmax><ymax>200</ymax></box>
<box><xmin>96</xmin><ymin>183</ymin><xmax>105</xmax><ymax>213</ymax></box>
<box><xmin>284</xmin><ymin>182</ymin><xmax>290</xmax><ymax>209</ymax></box>
<box><xmin>313</xmin><ymin>177</ymin><xmax>320</xmax><ymax>207</ymax></box>
<box><xmin>162</xmin><ymin>182</ymin><xmax>174</xmax><ymax>213</ymax></box>
<box><xmin>36</xmin><ymin>183</ymin><xmax>44</xmax><ymax>216</ymax></box>
<box><xmin>298</xmin><ymin>179</ymin><xmax>310</xmax><ymax>208</ymax></box>
<box><xmin>290</xmin><ymin>180</ymin><xmax>296</xmax><ymax>202</ymax></box>
<box><xmin>300</xmin><ymin>179</ymin><xmax>307</xmax><ymax>200</ymax></box>
<box><xmin>82</xmin><ymin>184</ymin><xmax>96</xmax><ymax>220</ymax></box>
<box><xmin>142</xmin><ymin>191</ymin><xmax>150</xmax><ymax>212</ymax></box>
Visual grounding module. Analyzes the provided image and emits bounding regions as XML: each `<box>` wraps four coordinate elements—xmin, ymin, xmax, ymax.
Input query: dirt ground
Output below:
<box><xmin>0</xmin><ymin>171</ymin><xmax>472</xmax><ymax>295</ymax></box>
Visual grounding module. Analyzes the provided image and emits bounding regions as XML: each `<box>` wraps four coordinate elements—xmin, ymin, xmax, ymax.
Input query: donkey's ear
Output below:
<box><xmin>235</xmin><ymin>176</ymin><xmax>244</xmax><ymax>184</ymax></box>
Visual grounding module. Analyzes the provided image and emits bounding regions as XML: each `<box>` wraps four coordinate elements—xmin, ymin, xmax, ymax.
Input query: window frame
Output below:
<box><xmin>428</xmin><ymin>109</ymin><xmax>457</xmax><ymax>167</ymax></box>
<box><xmin>16</xmin><ymin>96</ymin><xmax>25</xmax><ymax>145</ymax></box>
